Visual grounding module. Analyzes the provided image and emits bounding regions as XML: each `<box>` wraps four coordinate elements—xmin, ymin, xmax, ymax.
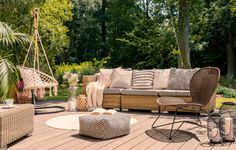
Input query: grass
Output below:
<box><xmin>45</xmin><ymin>87</ymin><xmax>82</xmax><ymax>101</ymax></box>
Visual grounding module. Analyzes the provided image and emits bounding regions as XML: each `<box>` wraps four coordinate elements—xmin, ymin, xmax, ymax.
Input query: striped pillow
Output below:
<box><xmin>132</xmin><ymin>70</ymin><xmax>155</xmax><ymax>89</ymax></box>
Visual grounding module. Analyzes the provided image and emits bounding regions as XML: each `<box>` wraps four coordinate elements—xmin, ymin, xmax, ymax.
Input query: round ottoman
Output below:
<box><xmin>79</xmin><ymin>112</ymin><xmax>131</xmax><ymax>140</ymax></box>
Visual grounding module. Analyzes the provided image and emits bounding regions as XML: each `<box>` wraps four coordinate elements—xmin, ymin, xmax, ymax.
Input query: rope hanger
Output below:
<box><xmin>23</xmin><ymin>8</ymin><xmax>54</xmax><ymax>78</ymax></box>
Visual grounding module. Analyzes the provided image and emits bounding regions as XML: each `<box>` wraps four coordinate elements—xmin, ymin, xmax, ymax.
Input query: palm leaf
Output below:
<box><xmin>0</xmin><ymin>58</ymin><xmax>18</xmax><ymax>100</ymax></box>
<box><xmin>0</xmin><ymin>21</ymin><xmax>30</xmax><ymax>47</ymax></box>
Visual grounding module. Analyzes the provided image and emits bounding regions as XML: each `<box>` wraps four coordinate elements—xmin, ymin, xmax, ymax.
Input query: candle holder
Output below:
<box><xmin>207</xmin><ymin>102</ymin><xmax>236</xmax><ymax>143</ymax></box>
<box><xmin>219</xmin><ymin>102</ymin><xmax>235</xmax><ymax>142</ymax></box>
<box><xmin>207</xmin><ymin>112</ymin><xmax>222</xmax><ymax>143</ymax></box>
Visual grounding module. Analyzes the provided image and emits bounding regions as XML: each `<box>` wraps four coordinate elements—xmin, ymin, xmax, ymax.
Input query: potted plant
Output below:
<box><xmin>0</xmin><ymin>21</ymin><xmax>29</xmax><ymax>103</ymax></box>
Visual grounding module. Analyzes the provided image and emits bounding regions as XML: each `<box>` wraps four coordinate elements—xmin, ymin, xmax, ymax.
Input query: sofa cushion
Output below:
<box><xmin>98</xmin><ymin>69</ymin><xmax>113</xmax><ymax>88</ymax></box>
<box><xmin>121</xmin><ymin>89</ymin><xmax>158</xmax><ymax>96</ymax></box>
<box><xmin>132</xmin><ymin>70</ymin><xmax>154</xmax><ymax>89</ymax></box>
<box><xmin>168</xmin><ymin>68</ymin><xmax>199</xmax><ymax>90</ymax></box>
<box><xmin>103</xmin><ymin>88</ymin><xmax>122</xmax><ymax>94</ymax></box>
<box><xmin>153</xmin><ymin>69</ymin><xmax>171</xmax><ymax>89</ymax></box>
<box><xmin>110</xmin><ymin>68</ymin><xmax>132</xmax><ymax>88</ymax></box>
<box><xmin>156</xmin><ymin>89</ymin><xmax>191</xmax><ymax>97</ymax></box>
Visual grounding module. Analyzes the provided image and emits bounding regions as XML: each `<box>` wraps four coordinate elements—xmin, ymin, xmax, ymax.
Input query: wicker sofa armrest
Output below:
<box><xmin>82</xmin><ymin>74</ymin><xmax>98</xmax><ymax>94</ymax></box>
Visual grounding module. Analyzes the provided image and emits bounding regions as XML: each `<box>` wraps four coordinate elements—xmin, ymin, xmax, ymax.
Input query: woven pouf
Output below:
<box><xmin>77</xmin><ymin>95</ymin><xmax>87</xmax><ymax>111</ymax></box>
<box><xmin>79</xmin><ymin>112</ymin><xmax>131</xmax><ymax>140</ymax></box>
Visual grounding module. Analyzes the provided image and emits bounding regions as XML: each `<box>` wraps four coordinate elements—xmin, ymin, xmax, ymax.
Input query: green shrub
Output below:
<box><xmin>219</xmin><ymin>76</ymin><xmax>236</xmax><ymax>89</ymax></box>
<box><xmin>55</xmin><ymin>57</ymin><xmax>110</xmax><ymax>86</ymax></box>
<box><xmin>217</xmin><ymin>86</ymin><xmax>236</xmax><ymax>98</ymax></box>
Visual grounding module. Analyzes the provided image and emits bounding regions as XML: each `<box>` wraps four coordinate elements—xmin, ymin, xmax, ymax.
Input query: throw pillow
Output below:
<box><xmin>132</xmin><ymin>70</ymin><xmax>154</xmax><ymax>89</ymax></box>
<box><xmin>168</xmin><ymin>68</ymin><xmax>199</xmax><ymax>90</ymax></box>
<box><xmin>98</xmin><ymin>69</ymin><xmax>113</xmax><ymax>87</ymax></box>
<box><xmin>110</xmin><ymin>68</ymin><xmax>132</xmax><ymax>88</ymax></box>
<box><xmin>153</xmin><ymin>69</ymin><xmax>171</xmax><ymax>89</ymax></box>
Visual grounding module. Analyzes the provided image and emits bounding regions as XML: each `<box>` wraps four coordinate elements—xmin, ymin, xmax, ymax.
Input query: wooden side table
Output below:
<box><xmin>0</xmin><ymin>104</ymin><xmax>34</xmax><ymax>149</ymax></box>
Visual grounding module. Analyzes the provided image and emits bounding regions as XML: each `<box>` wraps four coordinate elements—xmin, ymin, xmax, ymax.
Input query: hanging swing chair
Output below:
<box><xmin>17</xmin><ymin>8</ymin><xmax>58</xmax><ymax>100</ymax></box>
<box><xmin>17</xmin><ymin>8</ymin><xmax>65</xmax><ymax>114</ymax></box>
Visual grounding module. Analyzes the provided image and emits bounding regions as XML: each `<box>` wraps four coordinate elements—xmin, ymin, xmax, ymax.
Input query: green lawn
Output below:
<box><xmin>45</xmin><ymin>87</ymin><xmax>82</xmax><ymax>101</ymax></box>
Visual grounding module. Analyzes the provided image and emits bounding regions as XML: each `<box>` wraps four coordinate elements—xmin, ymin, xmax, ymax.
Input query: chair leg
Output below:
<box><xmin>152</xmin><ymin>106</ymin><xmax>166</xmax><ymax>128</ymax></box>
<box><xmin>152</xmin><ymin>106</ymin><xmax>184</xmax><ymax>140</ymax></box>
<box><xmin>192</xmin><ymin>106</ymin><xmax>202</xmax><ymax>126</ymax></box>
<box><xmin>169</xmin><ymin>107</ymin><xmax>181</xmax><ymax>140</ymax></box>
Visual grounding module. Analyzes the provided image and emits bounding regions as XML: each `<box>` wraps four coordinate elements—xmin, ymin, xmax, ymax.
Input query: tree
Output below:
<box><xmin>66</xmin><ymin>0</ymin><xmax>102</xmax><ymax>63</ymax></box>
<box><xmin>39</xmin><ymin>0</ymin><xmax>73</xmax><ymax>67</ymax></box>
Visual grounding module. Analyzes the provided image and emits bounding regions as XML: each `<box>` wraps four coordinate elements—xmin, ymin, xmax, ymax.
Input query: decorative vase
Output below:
<box><xmin>67</xmin><ymin>86</ymin><xmax>78</xmax><ymax>111</ymax></box>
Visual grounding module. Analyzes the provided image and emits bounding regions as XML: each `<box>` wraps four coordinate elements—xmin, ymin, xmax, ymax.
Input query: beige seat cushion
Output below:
<box><xmin>168</xmin><ymin>68</ymin><xmax>199</xmax><ymax>90</ymax></box>
<box><xmin>110</xmin><ymin>68</ymin><xmax>132</xmax><ymax>88</ymax></box>
<box><xmin>79</xmin><ymin>113</ymin><xmax>130</xmax><ymax>140</ymax></box>
<box><xmin>153</xmin><ymin>69</ymin><xmax>171</xmax><ymax>89</ymax></box>
<box><xmin>121</xmin><ymin>89</ymin><xmax>158</xmax><ymax>96</ymax></box>
<box><xmin>103</xmin><ymin>88</ymin><xmax>122</xmax><ymax>94</ymax></box>
<box><xmin>132</xmin><ymin>70</ymin><xmax>154</xmax><ymax>89</ymax></box>
<box><xmin>156</xmin><ymin>89</ymin><xmax>191</xmax><ymax>97</ymax></box>
<box><xmin>98</xmin><ymin>69</ymin><xmax>113</xmax><ymax>87</ymax></box>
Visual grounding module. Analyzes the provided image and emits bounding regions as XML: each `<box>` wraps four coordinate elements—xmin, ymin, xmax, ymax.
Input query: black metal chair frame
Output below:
<box><xmin>152</xmin><ymin>104</ymin><xmax>205</xmax><ymax>140</ymax></box>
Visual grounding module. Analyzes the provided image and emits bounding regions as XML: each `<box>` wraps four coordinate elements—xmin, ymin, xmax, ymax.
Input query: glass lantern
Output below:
<box><xmin>67</xmin><ymin>86</ymin><xmax>78</xmax><ymax>111</ymax></box>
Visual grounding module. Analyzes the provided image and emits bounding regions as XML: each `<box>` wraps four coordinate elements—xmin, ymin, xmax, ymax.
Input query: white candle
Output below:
<box><xmin>209</xmin><ymin>128</ymin><xmax>221</xmax><ymax>143</ymax></box>
<box><xmin>224</xmin><ymin>117</ymin><xmax>234</xmax><ymax>141</ymax></box>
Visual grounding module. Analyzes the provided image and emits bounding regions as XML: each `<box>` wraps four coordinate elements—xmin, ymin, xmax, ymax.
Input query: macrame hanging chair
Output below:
<box><xmin>17</xmin><ymin>8</ymin><xmax>58</xmax><ymax>100</ymax></box>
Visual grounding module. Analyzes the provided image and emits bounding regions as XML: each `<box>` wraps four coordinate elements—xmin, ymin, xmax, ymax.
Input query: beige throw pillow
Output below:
<box><xmin>98</xmin><ymin>69</ymin><xmax>113</xmax><ymax>87</ymax></box>
<box><xmin>153</xmin><ymin>69</ymin><xmax>171</xmax><ymax>89</ymax></box>
<box><xmin>110</xmin><ymin>68</ymin><xmax>132</xmax><ymax>88</ymax></box>
<box><xmin>132</xmin><ymin>70</ymin><xmax>154</xmax><ymax>89</ymax></box>
<box><xmin>168</xmin><ymin>68</ymin><xmax>199</xmax><ymax>90</ymax></box>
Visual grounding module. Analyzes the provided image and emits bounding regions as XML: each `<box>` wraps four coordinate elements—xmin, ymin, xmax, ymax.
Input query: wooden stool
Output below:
<box><xmin>77</xmin><ymin>95</ymin><xmax>87</xmax><ymax>111</ymax></box>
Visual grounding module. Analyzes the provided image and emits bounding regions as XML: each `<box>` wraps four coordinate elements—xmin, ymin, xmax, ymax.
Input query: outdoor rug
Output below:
<box><xmin>45</xmin><ymin>114</ymin><xmax>137</xmax><ymax>130</ymax></box>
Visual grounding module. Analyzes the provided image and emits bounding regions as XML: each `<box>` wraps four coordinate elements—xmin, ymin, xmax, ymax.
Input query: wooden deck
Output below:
<box><xmin>8</xmin><ymin>101</ymin><xmax>236</xmax><ymax>150</ymax></box>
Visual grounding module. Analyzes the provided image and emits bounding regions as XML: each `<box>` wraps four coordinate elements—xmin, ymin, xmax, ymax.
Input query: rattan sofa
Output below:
<box><xmin>82</xmin><ymin>68</ymin><xmax>217</xmax><ymax>113</ymax></box>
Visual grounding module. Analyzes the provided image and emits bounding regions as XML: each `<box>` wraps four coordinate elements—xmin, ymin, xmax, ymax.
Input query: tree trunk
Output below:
<box><xmin>177</xmin><ymin>0</ymin><xmax>191</xmax><ymax>68</ymax></box>
<box><xmin>225</xmin><ymin>29</ymin><xmax>235</xmax><ymax>79</ymax></box>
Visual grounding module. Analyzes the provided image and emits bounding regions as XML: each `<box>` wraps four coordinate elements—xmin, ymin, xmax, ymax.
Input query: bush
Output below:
<box><xmin>217</xmin><ymin>86</ymin><xmax>236</xmax><ymax>98</ymax></box>
<box><xmin>219</xmin><ymin>76</ymin><xmax>236</xmax><ymax>89</ymax></box>
<box><xmin>55</xmin><ymin>57</ymin><xmax>110</xmax><ymax>86</ymax></box>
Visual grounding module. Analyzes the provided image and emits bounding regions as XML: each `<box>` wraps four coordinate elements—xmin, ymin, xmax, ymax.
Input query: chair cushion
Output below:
<box><xmin>110</xmin><ymin>68</ymin><xmax>132</xmax><ymax>88</ymax></box>
<box><xmin>132</xmin><ymin>70</ymin><xmax>154</xmax><ymax>89</ymax></box>
<box><xmin>121</xmin><ymin>89</ymin><xmax>158</xmax><ymax>96</ymax></box>
<box><xmin>156</xmin><ymin>89</ymin><xmax>191</xmax><ymax>97</ymax></box>
<box><xmin>98</xmin><ymin>69</ymin><xmax>113</xmax><ymax>88</ymax></box>
<box><xmin>168</xmin><ymin>68</ymin><xmax>199</xmax><ymax>90</ymax></box>
<box><xmin>79</xmin><ymin>113</ymin><xmax>131</xmax><ymax>140</ymax></box>
<box><xmin>153</xmin><ymin>69</ymin><xmax>171</xmax><ymax>89</ymax></box>
<box><xmin>103</xmin><ymin>88</ymin><xmax>122</xmax><ymax>94</ymax></box>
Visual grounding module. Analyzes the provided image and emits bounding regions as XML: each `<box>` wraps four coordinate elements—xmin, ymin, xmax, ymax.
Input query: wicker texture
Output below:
<box><xmin>121</xmin><ymin>95</ymin><xmax>158</xmax><ymax>110</ymax></box>
<box><xmin>83</xmin><ymin>71</ymin><xmax>217</xmax><ymax>113</ymax></box>
<box><xmin>0</xmin><ymin>104</ymin><xmax>34</xmax><ymax>148</ymax></box>
<box><xmin>79</xmin><ymin>113</ymin><xmax>130</xmax><ymax>140</ymax></box>
<box><xmin>82</xmin><ymin>75</ymin><xmax>98</xmax><ymax>94</ymax></box>
<box><xmin>76</xmin><ymin>95</ymin><xmax>87</xmax><ymax>111</ymax></box>
<box><xmin>102</xmin><ymin>94</ymin><xmax>121</xmax><ymax>109</ymax></box>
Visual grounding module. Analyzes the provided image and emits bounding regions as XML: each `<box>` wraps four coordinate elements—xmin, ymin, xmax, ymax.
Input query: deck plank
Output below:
<box><xmin>6</xmin><ymin>102</ymin><xmax>231</xmax><ymax>150</ymax></box>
